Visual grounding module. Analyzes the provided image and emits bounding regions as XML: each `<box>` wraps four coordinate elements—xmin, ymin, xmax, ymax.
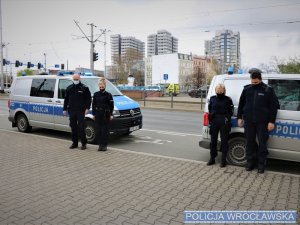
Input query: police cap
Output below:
<box><xmin>248</xmin><ymin>68</ymin><xmax>262</xmax><ymax>74</ymax></box>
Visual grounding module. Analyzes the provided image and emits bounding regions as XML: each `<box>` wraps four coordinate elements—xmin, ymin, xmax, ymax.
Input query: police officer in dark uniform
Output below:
<box><xmin>207</xmin><ymin>84</ymin><xmax>234</xmax><ymax>167</ymax></box>
<box><xmin>63</xmin><ymin>74</ymin><xmax>91</xmax><ymax>150</ymax></box>
<box><xmin>237</xmin><ymin>68</ymin><xmax>279</xmax><ymax>173</ymax></box>
<box><xmin>92</xmin><ymin>78</ymin><xmax>114</xmax><ymax>151</ymax></box>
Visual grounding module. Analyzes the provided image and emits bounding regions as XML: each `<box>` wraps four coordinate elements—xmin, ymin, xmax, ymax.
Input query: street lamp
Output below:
<box><xmin>44</xmin><ymin>53</ymin><xmax>46</xmax><ymax>72</ymax></box>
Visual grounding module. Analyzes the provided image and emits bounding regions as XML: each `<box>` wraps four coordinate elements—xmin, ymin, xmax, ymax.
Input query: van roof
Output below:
<box><xmin>214</xmin><ymin>73</ymin><xmax>300</xmax><ymax>80</ymax></box>
<box><xmin>15</xmin><ymin>75</ymin><xmax>101</xmax><ymax>79</ymax></box>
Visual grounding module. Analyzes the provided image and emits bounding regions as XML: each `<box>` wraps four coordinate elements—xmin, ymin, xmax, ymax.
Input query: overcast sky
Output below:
<box><xmin>2</xmin><ymin>0</ymin><xmax>300</xmax><ymax>72</ymax></box>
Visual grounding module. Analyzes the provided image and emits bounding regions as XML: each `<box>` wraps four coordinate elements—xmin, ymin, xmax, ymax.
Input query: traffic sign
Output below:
<box><xmin>163</xmin><ymin>74</ymin><xmax>168</xmax><ymax>80</ymax></box>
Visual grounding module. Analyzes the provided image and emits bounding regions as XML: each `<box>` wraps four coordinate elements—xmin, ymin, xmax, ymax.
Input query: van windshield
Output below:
<box><xmin>81</xmin><ymin>78</ymin><xmax>123</xmax><ymax>96</ymax></box>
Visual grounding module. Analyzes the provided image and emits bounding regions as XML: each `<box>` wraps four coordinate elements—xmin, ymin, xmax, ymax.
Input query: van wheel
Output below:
<box><xmin>85</xmin><ymin>120</ymin><xmax>96</xmax><ymax>144</ymax></box>
<box><xmin>16</xmin><ymin>114</ymin><xmax>32</xmax><ymax>133</ymax></box>
<box><xmin>227</xmin><ymin>136</ymin><xmax>247</xmax><ymax>166</ymax></box>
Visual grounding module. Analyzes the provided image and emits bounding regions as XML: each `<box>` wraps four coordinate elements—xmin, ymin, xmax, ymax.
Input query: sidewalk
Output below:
<box><xmin>0</xmin><ymin>130</ymin><xmax>299</xmax><ymax>225</ymax></box>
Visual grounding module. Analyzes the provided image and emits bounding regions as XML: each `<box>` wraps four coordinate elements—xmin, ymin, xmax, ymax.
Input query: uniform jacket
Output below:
<box><xmin>63</xmin><ymin>82</ymin><xmax>91</xmax><ymax>112</ymax></box>
<box><xmin>237</xmin><ymin>82</ymin><xmax>279</xmax><ymax>123</ymax></box>
<box><xmin>208</xmin><ymin>94</ymin><xmax>234</xmax><ymax>122</ymax></box>
<box><xmin>92</xmin><ymin>90</ymin><xmax>114</xmax><ymax>117</ymax></box>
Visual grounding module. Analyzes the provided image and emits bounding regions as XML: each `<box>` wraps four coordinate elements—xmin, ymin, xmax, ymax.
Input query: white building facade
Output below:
<box><xmin>144</xmin><ymin>53</ymin><xmax>193</xmax><ymax>89</ymax></box>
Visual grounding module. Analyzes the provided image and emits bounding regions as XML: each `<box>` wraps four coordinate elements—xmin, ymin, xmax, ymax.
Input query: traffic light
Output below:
<box><xmin>93</xmin><ymin>52</ymin><xmax>98</xmax><ymax>61</ymax></box>
<box><xmin>15</xmin><ymin>60</ymin><xmax>20</xmax><ymax>67</ymax></box>
<box><xmin>2</xmin><ymin>59</ymin><xmax>6</xmax><ymax>66</ymax></box>
<box><xmin>37</xmin><ymin>63</ymin><xmax>42</xmax><ymax>69</ymax></box>
<box><xmin>61</xmin><ymin>64</ymin><xmax>65</xmax><ymax>70</ymax></box>
<box><xmin>27</xmin><ymin>62</ymin><xmax>31</xmax><ymax>68</ymax></box>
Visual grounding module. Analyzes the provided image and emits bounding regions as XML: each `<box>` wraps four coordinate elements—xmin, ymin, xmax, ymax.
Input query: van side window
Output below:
<box><xmin>269</xmin><ymin>79</ymin><xmax>300</xmax><ymax>111</ymax></box>
<box><xmin>58</xmin><ymin>79</ymin><xmax>73</xmax><ymax>99</ymax></box>
<box><xmin>30</xmin><ymin>79</ymin><xmax>56</xmax><ymax>98</ymax></box>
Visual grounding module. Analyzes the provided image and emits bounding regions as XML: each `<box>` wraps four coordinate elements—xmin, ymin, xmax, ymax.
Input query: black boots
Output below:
<box><xmin>220</xmin><ymin>160</ymin><xmax>226</xmax><ymax>168</ymax></box>
<box><xmin>98</xmin><ymin>145</ymin><xmax>107</xmax><ymax>151</ymax></box>
<box><xmin>69</xmin><ymin>143</ymin><xmax>78</xmax><ymax>149</ymax></box>
<box><xmin>207</xmin><ymin>158</ymin><xmax>215</xmax><ymax>166</ymax></box>
<box><xmin>207</xmin><ymin>157</ymin><xmax>226</xmax><ymax>167</ymax></box>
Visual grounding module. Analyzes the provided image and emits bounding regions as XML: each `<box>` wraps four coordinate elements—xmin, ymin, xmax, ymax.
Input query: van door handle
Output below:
<box><xmin>47</xmin><ymin>99</ymin><xmax>53</xmax><ymax>102</ymax></box>
<box><xmin>56</xmin><ymin>100</ymin><xmax>61</xmax><ymax>103</ymax></box>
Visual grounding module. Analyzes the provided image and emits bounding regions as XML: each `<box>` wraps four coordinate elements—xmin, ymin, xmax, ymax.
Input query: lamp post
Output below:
<box><xmin>205</xmin><ymin>51</ymin><xmax>208</xmax><ymax>96</ymax></box>
<box><xmin>0</xmin><ymin>0</ymin><xmax>4</xmax><ymax>93</ymax></box>
<box><xmin>44</xmin><ymin>53</ymin><xmax>46</xmax><ymax>72</ymax></box>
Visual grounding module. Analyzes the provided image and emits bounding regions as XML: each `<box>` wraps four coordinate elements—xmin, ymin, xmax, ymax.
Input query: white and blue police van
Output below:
<box><xmin>199</xmin><ymin>73</ymin><xmax>300</xmax><ymax>166</ymax></box>
<box><xmin>8</xmin><ymin>72</ymin><xmax>143</xmax><ymax>143</ymax></box>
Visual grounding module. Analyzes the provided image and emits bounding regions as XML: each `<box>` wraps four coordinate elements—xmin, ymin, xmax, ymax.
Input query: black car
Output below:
<box><xmin>188</xmin><ymin>85</ymin><xmax>210</xmax><ymax>98</ymax></box>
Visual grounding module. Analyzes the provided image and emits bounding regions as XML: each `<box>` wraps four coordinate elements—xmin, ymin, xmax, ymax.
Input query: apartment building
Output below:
<box><xmin>147</xmin><ymin>30</ymin><xmax>178</xmax><ymax>57</ymax></box>
<box><xmin>110</xmin><ymin>34</ymin><xmax>145</xmax><ymax>64</ymax></box>
<box><xmin>205</xmin><ymin>29</ymin><xmax>241</xmax><ymax>73</ymax></box>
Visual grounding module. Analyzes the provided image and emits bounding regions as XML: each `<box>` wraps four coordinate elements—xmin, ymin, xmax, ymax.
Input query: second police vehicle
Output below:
<box><xmin>199</xmin><ymin>73</ymin><xmax>300</xmax><ymax>166</ymax></box>
<box><xmin>8</xmin><ymin>72</ymin><xmax>143</xmax><ymax>143</ymax></box>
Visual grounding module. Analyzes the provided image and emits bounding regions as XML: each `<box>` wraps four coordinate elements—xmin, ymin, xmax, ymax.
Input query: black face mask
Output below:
<box><xmin>100</xmin><ymin>88</ymin><xmax>105</xmax><ymax>92</ymax></box>
<box><xmin>217</xmin><ymin>93</ymin><xmax>225</xmax><ymax>98</ymax></box>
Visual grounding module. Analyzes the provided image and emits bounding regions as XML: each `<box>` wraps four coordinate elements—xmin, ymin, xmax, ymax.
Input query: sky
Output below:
<box><xmin>2</xmin><ymin>0</ymin><xmax>300</xmax><ymax>72</ymax></box>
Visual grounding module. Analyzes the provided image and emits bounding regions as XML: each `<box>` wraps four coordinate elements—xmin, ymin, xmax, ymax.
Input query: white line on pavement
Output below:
<box><xmin>141</xmin><ymin>128</ymin><xmax>202</xmax><ymax>137</ymax></box>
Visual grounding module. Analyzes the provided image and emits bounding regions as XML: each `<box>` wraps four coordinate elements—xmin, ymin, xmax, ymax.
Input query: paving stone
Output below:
<box><xmin>0</xmin><ymin>131</ymin><xmax>299</xmax><ymax>225</ymax></box>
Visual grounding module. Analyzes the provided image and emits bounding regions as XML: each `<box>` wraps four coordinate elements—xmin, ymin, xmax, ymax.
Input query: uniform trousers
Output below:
<box><xmin>210</xmin><ymin>115</ymin><xmax>230</xmax><ymax>161</ymax></box>
<box><xmin>95</xmin><ymin>111</ymin><xmax>110</xmax><ymax>147</ymax></box>
<box><xmin>69</xmin><ymin>110</ymin><xmax>87</xmax><ymax>145</ymax></box>
<box><xmin>244</xmin><ymin>121</ymin><xmax>269</xmax><ymax>167</ymax></box>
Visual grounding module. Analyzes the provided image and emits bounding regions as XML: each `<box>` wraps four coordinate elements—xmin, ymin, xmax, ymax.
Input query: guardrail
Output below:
<box><xmin>120</xmin><ymin>90</ymin><xmax>206</xmax><ymax>111</ymax></box>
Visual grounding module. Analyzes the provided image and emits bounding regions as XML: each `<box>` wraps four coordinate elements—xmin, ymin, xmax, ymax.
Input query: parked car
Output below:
<box><xmin>188</xmin><ymin>85</ymin><xmax>210</xmax><ymax>98</ymax></box>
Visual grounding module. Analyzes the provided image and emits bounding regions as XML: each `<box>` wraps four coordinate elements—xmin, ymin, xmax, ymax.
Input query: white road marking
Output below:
<box><xmin>134</xmin><ymin>135</ymin><xmax>172</xmax><ymax>145</ymax></box>
<box><xmin>141</xmin><ymin>128</ymin><xmax>202</xmax><ymax>137</ymax></box>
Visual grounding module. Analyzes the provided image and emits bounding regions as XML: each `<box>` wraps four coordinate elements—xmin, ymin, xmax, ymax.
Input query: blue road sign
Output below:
<box><xmin>163</xmin><ymin>74</ymin><xmax>168</xmax><ymax>80</ymax></box>
<box><xmin>55</xmin><ymin>64</ymin><xmax>59</xmax><ymax>68</ymax></box>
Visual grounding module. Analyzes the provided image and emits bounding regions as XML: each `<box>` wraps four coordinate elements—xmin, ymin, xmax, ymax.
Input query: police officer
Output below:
<box><xmin>237</xmin><ymin>68</ymin><xmax>279</xmax><ymax>173</ymax></box>
<box><xmin>63</xmin><ymin>74</ymin><xmax>91</xmax><ymax>150</ymax></box>
<box><xmin>92</xmin><ymin>78</ymin><xmax>114</xmax><ymax>151</ymax></box>
<box><xmin>207</xmin><ymin>84</ymin><xmax>234</xmax><ymax>167</ymax></box>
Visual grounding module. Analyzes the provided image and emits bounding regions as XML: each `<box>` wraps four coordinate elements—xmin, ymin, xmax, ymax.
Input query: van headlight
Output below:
<box><xmin>113</xmin><ymin>110</ymin><xmax>120</xmax><ymax>118</ymax></box>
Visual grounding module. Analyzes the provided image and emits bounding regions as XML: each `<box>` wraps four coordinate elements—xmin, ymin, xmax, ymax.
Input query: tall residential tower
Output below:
<box><xmin>147</xmin><ymin>30</ymin><xmax>178</xmax><ymax>57</ymax></box>
<box><xmin>110</xmin><ymin>34</ymin><xmax>145</xmax><ymax>64</ymax></box>
<box><xmin>205</xmin><ymin>30</ymin><xmax>241</xmax><ymax>73</ymax></box>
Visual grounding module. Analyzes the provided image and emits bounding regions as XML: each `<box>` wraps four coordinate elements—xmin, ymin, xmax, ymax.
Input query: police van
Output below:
<box><xmin>8</xmin><ymin>73</ymin><xmax>143</xmax><ymax>143</ymax></box>
<box><xmin>199</xmin><ymin>73</ymin><xmax>300</xmax><ymax>166</ymax></box>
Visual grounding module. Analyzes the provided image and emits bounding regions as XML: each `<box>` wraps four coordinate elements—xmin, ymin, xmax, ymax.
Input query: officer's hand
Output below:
<box><xmin>110</xmin><ymin>115</ymin><xmax>113</xmax><ymax>121</ymax></box>
<box><xmin>238</xmin><ymin>119</ymin><xmax>244</xmax><ymax>128</ymax></box>
<box><xmin>63</xmin><ymin>111</ymin><xmax>67</xmax><ymax>116</ymax></box>
<box><xmin>85</xmin><ymin>109</ymin><xmax>89</xmax><ymax>115</ymax></box>
<box><xmin>92</xmin><ymin>115</ymin><xmax>95</xmax><ymax>120</ymax></box>
<box><xmin>267</xmin><ymin>122</ymin><xmax>275</xmax><ymax>131</ymax></box>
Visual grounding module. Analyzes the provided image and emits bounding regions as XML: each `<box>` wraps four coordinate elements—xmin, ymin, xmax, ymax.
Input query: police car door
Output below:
<box><xmin>53</xmin><ymin>78</ymin><xmax>73</xmax><ymax>131</ymax></box>
<box><xmin>28</xmin><ymin>78</ymin><xmax>56</xmax><ymax>129</ymax></box>
<box><xmin>267</xmin><ymin>78</ymin><xmax>300</xmax><ymax>154</ymax></box>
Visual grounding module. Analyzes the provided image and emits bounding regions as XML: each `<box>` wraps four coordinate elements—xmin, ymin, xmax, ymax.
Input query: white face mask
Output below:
<box><xmin>73</xmin><ymin>80</ymin><xmax>80</xmax><ymax>85</ymax></box>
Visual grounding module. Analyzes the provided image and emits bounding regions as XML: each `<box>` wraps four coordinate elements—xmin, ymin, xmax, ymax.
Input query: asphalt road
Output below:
<box><xmin>1</xmin><ymin>98</ymin><xmax>300</xmax><ymax>175</ymax></box>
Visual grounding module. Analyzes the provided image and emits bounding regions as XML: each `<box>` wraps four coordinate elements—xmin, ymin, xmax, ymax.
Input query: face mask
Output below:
<box><xmin>217</xmin><ymin>93</ymin><xmax>225</xmax><ymax>97</ymax></box>
<box><xmin>100</xmin><ymin>88</ymin><xmax>105</xmax><ymax>92</ymax></box>
<box><xmin>73</xmin><ymin>80</ymin><xmax>80</xmax><ymax>85</ymax></box>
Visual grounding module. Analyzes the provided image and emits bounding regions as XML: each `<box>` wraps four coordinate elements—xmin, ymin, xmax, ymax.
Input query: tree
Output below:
<box><xmin>17</xmin><ymin>69</ymin><xmax>34</xmax><ymax>76</ymax></box>
<box><xmin>277</xmin><ymin>56</ymin><xmax>300</xmax><ymax>74</ymax></box>
<box><xmin>111</xmin><ymin>48</ymin><xmax>144</xmax><ymax>85</ymax></box>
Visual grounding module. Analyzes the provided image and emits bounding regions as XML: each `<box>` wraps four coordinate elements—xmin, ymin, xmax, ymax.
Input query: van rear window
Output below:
<box><xmin>269</xmin><ymin>79</ymin><xmax>300</xmax><ymax>111</ymax></box>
